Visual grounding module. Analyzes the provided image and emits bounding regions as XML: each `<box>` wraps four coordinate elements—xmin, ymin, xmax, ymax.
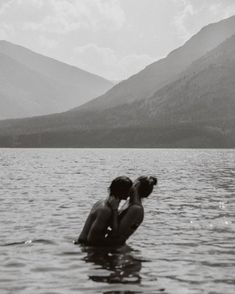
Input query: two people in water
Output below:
<box><xmin>76</xmin><ymin>176</ymin><xmax>157</xmax><ymax>247</ymax></box>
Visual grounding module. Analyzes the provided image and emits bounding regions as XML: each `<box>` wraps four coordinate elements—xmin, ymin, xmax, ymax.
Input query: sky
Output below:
<box><xmin>0</xmin><ymin>0</ymin><xmax>235</xmax><ymax>81</ymax></box>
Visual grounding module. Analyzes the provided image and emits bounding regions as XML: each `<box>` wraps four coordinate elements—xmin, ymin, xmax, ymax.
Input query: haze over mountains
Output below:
<box><xmin>0</xmin><ymin>41</ymin><xmax>113</xmax><ymax>119</ymax></box>
<box><xmin>0</xmin><ymin>15</ymin><xmax>235</xmax><ymax>147</ymax></box>
<box><xmin>75</xmin><ymin>15</ymin><xmax>235</xmax><ymax>112</ymax></box>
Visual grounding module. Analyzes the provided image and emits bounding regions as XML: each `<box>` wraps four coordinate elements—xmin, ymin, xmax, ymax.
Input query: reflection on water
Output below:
<box><xmin>102</xmin><ymin>291</ymin><xmax>143</xmax><ymax>294</ymax></box>
<box><xmin>81</xmin><ymin>245</ymin><xmax>142</xmax><ymax>285</ymax></box>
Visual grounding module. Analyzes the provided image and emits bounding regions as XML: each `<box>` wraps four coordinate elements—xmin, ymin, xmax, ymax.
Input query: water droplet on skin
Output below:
<box><xmin>25</xmin><ymin>240</ymin><xmax>32</xmax><ymax>245</ymax></box>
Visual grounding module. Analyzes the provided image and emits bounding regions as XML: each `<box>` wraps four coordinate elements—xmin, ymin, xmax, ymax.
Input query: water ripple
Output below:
<box><xmin>0</xmin><ymin>149</ymin><xmax>234</xmax><ymax>294</ymax></box>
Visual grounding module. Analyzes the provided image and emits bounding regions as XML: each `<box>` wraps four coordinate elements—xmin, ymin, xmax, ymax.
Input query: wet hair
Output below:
<box><xmin>109</xmin><ymin>176</ymin><xmax>133</xmax><ymax>197</ymax></box>
<box><xmin>136</xmin><ymin>176</ymin><xmax>157</xmax><ymax>198</ymax></box>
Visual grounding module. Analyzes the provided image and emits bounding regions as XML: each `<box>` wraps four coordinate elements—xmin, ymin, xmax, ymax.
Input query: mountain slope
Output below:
<box><xmin>105</xmin><ymin>34</ymin><xmax>235</xmax><ymax>128</ymax></box>
<box><xmin>0</xmin><ymin>41</ymin><xmax>113</xmax><ymax>119</ymax></box>
<box><xmin>143</xmin><ymin>35</ymin><xmax>235</xmax><ymax>125</ymax></box>
<box><xmin>0</xmin><ymin>34</ymin><xmax>235</xmax><ymax>147</ymax></box>
<box><xmin>73</xmin><ymin>14</ymin><xmax>235</xmax><ymax>112</ymax></box>
<box><xmin>0</xmin><ymin>53</ymin><xmax>66</xmax><ymax>118</ymax></box>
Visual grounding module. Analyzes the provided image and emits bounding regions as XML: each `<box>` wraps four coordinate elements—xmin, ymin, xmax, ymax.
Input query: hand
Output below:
<box><xmin>108</xmin><ymin>195</ymin><xmax>119</xmax><ymax>211</ymax></box>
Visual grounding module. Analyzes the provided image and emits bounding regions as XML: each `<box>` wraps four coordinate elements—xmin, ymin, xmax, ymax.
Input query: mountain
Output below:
<box><xmin>0</xmin><ymin>34</ymin><xmax>235</xmax><ymax>147</ymax></box>
<box><xmin>0</xmin><ymin>16</ymin><xmax>235</xmax><ymax>147</ymax></box>
<box><xmin>73</xmin><ymin>14</ymin><xmax>235</xmax><ymax>112</ymax></box>
<box><xmin>106</xmin><ymin>33</ymin><xmax>235</xmax><ymax>128</ymax></box>
<box><xmin>0</xmin><ymin>41</ymin><xmax>113</xmax><ymax>119</ymax></box>
<box><xmin>145</xmin><ymin>37</ymin><xmax>235</xmax><ymax>124</ymax></box>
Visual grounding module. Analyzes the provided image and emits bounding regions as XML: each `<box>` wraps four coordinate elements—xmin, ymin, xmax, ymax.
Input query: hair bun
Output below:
<box><xmin>149</xmin><ymin>176</ymin><xmax>157</xmax><ymax>186</ymax></box>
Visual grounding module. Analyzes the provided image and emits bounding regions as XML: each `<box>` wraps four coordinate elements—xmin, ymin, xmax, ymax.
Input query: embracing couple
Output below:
<box><xmin>76</xmin><ymin>176</ymin><xmax>157</xmax><ymax>247</ymax></box>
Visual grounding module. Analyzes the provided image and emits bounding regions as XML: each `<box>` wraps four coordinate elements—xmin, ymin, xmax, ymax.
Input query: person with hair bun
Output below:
<box><xmin>106</xmin><ymin>176</ymin><xmax>157</xmax><ymax>246</ymax></box>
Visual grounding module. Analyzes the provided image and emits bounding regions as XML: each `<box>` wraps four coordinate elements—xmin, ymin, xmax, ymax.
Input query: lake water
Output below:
<box><xmin>0</xmin><ymin>149</ymin><xmax>234</xmax><ymax>294</ymax></box>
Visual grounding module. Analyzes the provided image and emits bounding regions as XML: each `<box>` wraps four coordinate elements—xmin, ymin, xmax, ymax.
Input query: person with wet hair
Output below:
<box><xmin>76</xmin><ymin>176</ymin><xmax>133</xmax><ymax>246</ymax></box>
<box><xmin>106</xmin><ymin>176</ymin><xmax>157</xmax><ymax>246</ymax></box>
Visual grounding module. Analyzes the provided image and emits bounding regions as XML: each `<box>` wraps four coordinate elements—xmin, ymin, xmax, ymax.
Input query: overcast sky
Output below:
<box><xmin>0</xmin><ymin>0</ymin><xmax>235</xmax><ymax>80</ymax></box>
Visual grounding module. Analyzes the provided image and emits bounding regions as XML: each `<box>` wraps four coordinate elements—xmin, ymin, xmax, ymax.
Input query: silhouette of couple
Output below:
<box><xmin>76</xmin><ymin>176</ymin><xmax>157</xmax><ymax>247</ymax></box>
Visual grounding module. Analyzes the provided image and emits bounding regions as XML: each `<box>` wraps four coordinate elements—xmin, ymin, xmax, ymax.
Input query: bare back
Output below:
<box><xmin>107</xmin><ymin>204</ymin><xmax>144</xmax><ymax>246</ymax></box>
<box><xmin>78</xmin><ymin>200</ymin><xmax>112</xmax><ymax>246</ymax></box>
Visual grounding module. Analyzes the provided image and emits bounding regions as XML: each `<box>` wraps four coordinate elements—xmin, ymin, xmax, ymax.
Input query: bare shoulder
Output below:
<box><xmin>91</xmin><ymin>200</ymin><xmax>106</xmax><ymax>211</ymax></box>
<box><xmin>97</xmin><ymin>205</ymin><xmax>112</xmax><ymax>216</ymax></box>
<box><xmin>127</xmin><ymin>204</ymin><xmax>144</xmax><ymax>221</ymax></box>
<box><xmin>91</xmin><ymin>200</ymin><xmax>103</xmax><ymax>209</ymax></box>
<box><xmin>91</xmin><ymin>200</ymin><xmax>111</xmax><ymax>217</ymax></box>
<box><xmin>129</xmin><ymin>204</ymin><xmax>144</xmax><ymax>213</ymax></box>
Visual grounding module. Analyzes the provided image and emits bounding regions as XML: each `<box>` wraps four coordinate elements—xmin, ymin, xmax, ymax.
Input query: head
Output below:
<box><xmin>109</xmin><ymin>176</ymin><xmax>133</xmax><ymax>200</ymax></box>
<box><xmin>134</xmin><ymin>176</ymin><xmax>157</xmax><ymax>198</ymax></box>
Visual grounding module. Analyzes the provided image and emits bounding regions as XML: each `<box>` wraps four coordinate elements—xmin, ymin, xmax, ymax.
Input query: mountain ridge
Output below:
<box><xmin>73</xmin><ymin>14</ymin><xmax>235</xmax><ymax>113</ymax></box>
<box><xmin>0</xmin><ymin>40</ymin><xmax>111</xmax><ymax>84</ymax></box>
<box><xmin>0</xmin><ymin>40</ymin><xmax>113</xmax><ymax>119</ymax></box>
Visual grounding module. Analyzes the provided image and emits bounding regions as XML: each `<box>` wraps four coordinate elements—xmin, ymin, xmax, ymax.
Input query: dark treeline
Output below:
<box><xmin>1</xmin><ymin>121</ymin><xmax>234</xmax><ymax>148</ymax></box>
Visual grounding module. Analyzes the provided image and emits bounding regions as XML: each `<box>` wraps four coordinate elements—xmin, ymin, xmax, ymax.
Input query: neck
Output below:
<box><xmin>130</xmin><ymin>192</ymin><xmax>142</xmax><ymax>205</ymax></box>
<box><xmin>106</xmin><ymin>194</ymin><xmax>120</xmax><ymax>204</ymax></box>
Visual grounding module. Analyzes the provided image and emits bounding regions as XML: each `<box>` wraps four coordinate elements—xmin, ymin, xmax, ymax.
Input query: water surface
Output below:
<box><xmin>0</xmin><ymin>149</ymin><xmax>234</xmax><ymax>294</ymax></box>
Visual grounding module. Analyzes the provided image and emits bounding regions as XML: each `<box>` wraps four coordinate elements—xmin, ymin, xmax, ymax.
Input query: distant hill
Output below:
<box><xmin>108</xmin><ymin>34</ymin><xmax>235</xmax><ymax>128</ymax></box>
<box><xmin>0</xmin><ymin>41</ymin><xmax>113</xmax><ymax>119</ymax></box>
<box><xmin>0</xmin><ymin>16</ymin><xmax>235</xmax><ymax>148</ymax></box>
<box><xmin>73</xmin><ymin>15</ymin><xmax>235</xmax><ymax>112</ymax></box>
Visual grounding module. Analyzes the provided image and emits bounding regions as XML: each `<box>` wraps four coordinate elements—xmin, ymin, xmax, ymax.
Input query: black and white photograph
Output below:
<box><xmin>0</xmin><ymin>0</ymin><xmax>235</xmax><ymax>293</ymax></box>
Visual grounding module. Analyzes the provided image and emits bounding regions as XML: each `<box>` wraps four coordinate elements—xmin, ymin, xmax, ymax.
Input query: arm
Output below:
<box><xmin>76</xmin><ymin>214</ymin><xmax>94</xmax><ymax>244</ymax></box>
<box><xmin>106</xmin><ymin>195</ymin><xmax>120</xmax><ymax>238</ymax></box>
<box><xmin>87</xmin><ymin>208</ymin><xmax>111</xmax><ymax>245</ymax></box>
<box><xmin>109</xmin><ymin>208</ymin><xmax>119</xmax><ymax>237</ymax></box>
